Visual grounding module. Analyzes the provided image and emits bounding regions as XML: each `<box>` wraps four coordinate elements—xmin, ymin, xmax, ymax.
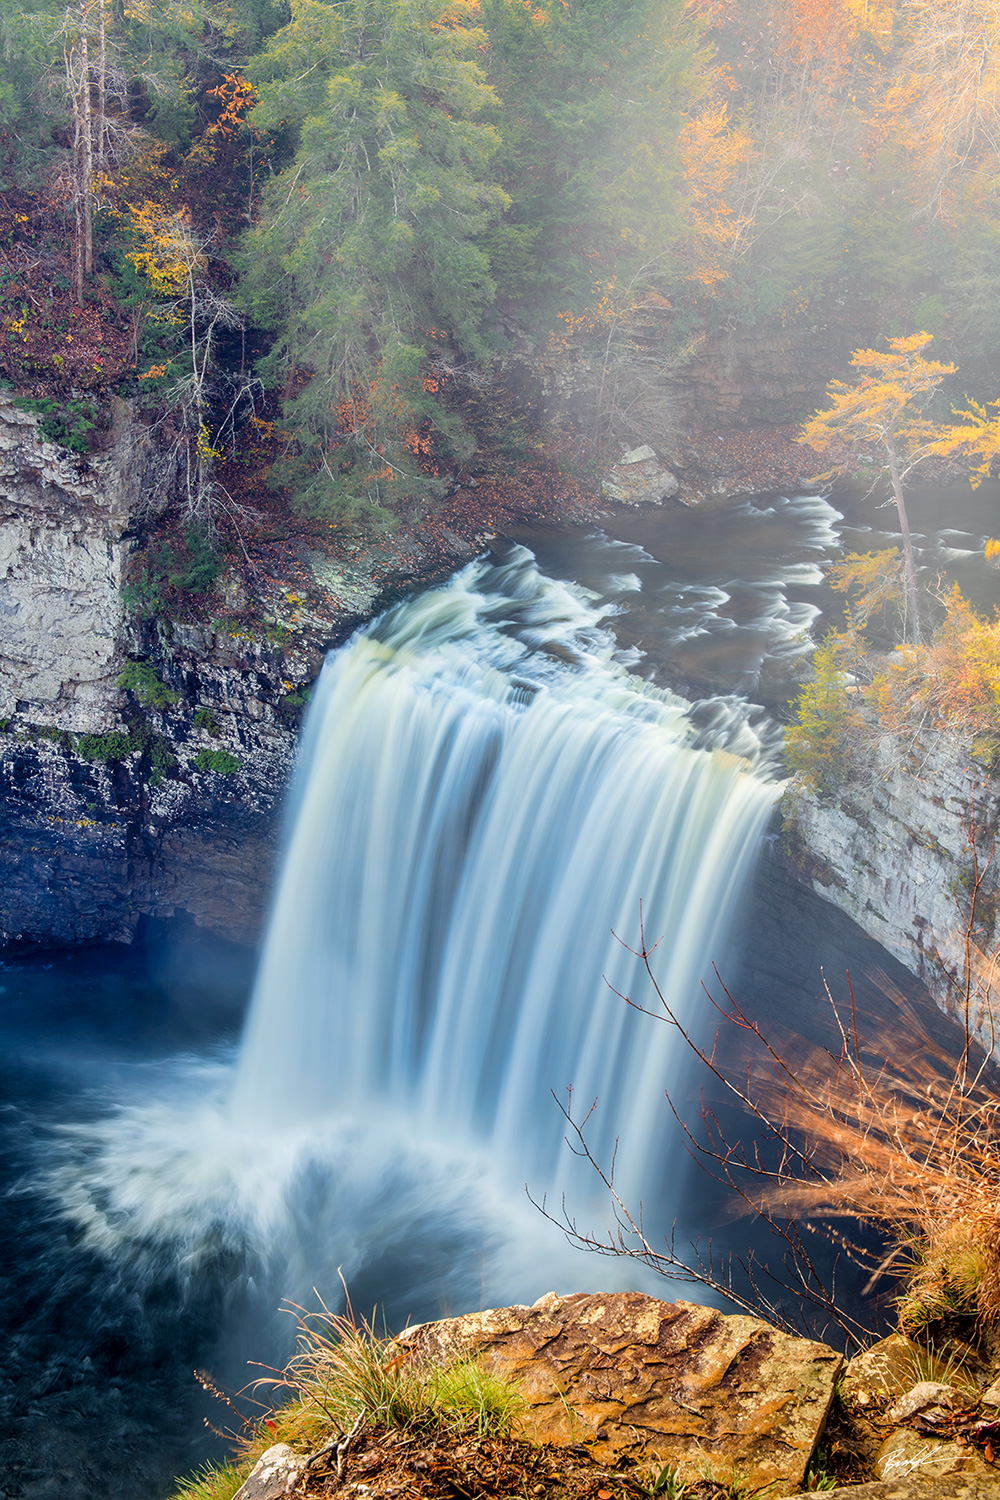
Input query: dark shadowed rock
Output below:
<box><xmin>394</xmin><ymin>1290</ymin><xmax>843</xmax><ymax>1496</ymax></box>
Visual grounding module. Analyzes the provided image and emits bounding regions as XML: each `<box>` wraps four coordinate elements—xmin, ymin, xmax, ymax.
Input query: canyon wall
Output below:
<box><xmin>783</xmin><ymin>735</ymin><xmax>1000</xmax><ymax>1032</ymax></box>
<box><xmin>0</xmin><ymin>395</ymin><xmax>473</xmax><ymax>949</ymax></box>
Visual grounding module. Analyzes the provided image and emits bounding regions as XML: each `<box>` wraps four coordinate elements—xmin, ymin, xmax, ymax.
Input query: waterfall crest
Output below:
<box><xmin>232</xmin><ymin>546</ymin><xmax>782</xmax><ymax>1207</ymax></box>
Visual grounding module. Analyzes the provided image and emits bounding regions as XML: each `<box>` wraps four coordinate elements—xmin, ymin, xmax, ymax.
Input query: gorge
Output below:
<box><xmin>2</xmin><ymin>399</ymin><xmax>996</xmax><ymax>1497</ymax></box>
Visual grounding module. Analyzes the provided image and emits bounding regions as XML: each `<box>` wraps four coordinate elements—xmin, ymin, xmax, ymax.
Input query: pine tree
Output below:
<box><xmin>240</xmin><ymin>0</ymin><xmax>509</xmax><ymax>517</ymax></box>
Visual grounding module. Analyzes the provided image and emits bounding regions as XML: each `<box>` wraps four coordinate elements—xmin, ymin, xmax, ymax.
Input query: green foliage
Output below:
<box><xmin>122</xmin><ymin>570</ymin><xmax>165</xmax><ymax>620</ymax></box>
<box><xmin>76</xmin><ymin>730</ymin><xmax>140</xmax><ymax>762</ymax></box>
<box><xmin>193</xmin><ymin>708</ymin><xmax>221</xmax><ymax>734</ymax></box>
<box><xmin>169</xmin><ymin>526</ymin><xmax>223</xmax><ymax>594</ymax></box>
<box><xmin>480</xmin><ymin>0</ymin><xmax>697</xmax><ymax>317</ymax></box>
<box><xmin>193</xmin><ymin>748</ymin><xmax>241</xmax><ymax>773</ymax></box>
<box><xmin>802</xmin><ymin>1449</ymin><xmax>837</xmax><ymax>1491</ymax></box>
<box><xmin>897</xmin><ymin>1225</ymin><xmax>992</xmax><ymax>1336</ymax></box>
<box><xmin>645</xmin><ymin>1462</ymin><xmax>684</xmax><ymax>1498</ymax></box>
<box><xmin>169</xmin><ymin>1460</ymin><xmax>247</xmax><ymax>1500</ymax></box>
<box><xmin>784</xmin><ymin>630</ymin><xmax>864</xmax><ymax>793</ymax></box>
<box><xmin>31</xmin><ymin>723</ymin><xmax>67</xmax><ymax>745</ymax></box>
<box><xmin>15</xmin><ymin>396</ymin><xmax>102</xmax><ymax>453</ymax></box>
<box><xmin>0</xmin><ymin>6</ymin><xmax>65</xmax><ymax>187</ymax></box>
<box><xmin>117</xmin><ymin>661</ymin><xmax>180</xmax><ymax>707</ymax></box>
<box><xmin>422</xmin><ymin>1357</ymin><xmax>525</xmax><ymax>1440</ymax></box>
<box><xmin>241</xmin><ymin>0</ymin><xmax>509</xmax><ymax>516</ymax></box>
<box><xmin>122</xmin><ymin>529</ymin><xmax>220</xmax><ymax>622</ymax></box>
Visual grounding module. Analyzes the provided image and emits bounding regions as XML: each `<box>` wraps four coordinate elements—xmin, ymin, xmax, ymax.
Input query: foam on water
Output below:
<box><xmin>43</xmin><ymin>544</ymin><xmax>783</xmax><ymax>1286</ymax></box>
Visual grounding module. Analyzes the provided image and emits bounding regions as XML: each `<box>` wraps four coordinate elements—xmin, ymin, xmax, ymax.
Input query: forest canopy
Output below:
<box><xmin>4</xmin><ymin>0</ymin><xmax>1000</xmax><ymax>516</ymax></box>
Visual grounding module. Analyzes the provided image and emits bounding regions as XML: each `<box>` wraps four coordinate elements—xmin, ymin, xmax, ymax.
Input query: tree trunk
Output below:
<box><xmin>96</xmin><ymin>0</ymin><xmax>106</xmax><ymax>181</ymax></box>
<box><xmin>886</xmin><ymin>440</ymin><xmax>922</xmax><ymax>644</ymax></box>
<box><xmin>80</xmin><ymin>26</ymin><xmax>93</xmax><ymax>280</ymax></box>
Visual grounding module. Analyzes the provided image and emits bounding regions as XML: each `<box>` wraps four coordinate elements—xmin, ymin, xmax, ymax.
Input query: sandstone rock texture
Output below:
<box><xmin>784</xmin><ymin>732</ymin><xmax>1000</xmax><ymax>1030</ymax></box>
<box><xmin>395</xmin><ymin>1290</ymin><xmax>842</xmax><ymax>1495</ymax></box>
<box><xmin>232</xmin><ymin>1443</ymin><xmax>306</xmax><ymax>1500</ymax></box>
<box><xmin>819</xmin><ymin>1480</ymin><xmax>1000</xmax><ymax>1499</ymax></box>
<box><xmin>601</xmin><ymin>446</ymin><xmax>681</xmax><ymax>507</ymax></box>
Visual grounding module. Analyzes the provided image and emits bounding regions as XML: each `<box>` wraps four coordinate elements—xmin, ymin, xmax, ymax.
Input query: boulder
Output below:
<box><xmin>232</xmin><ymin>1443</ymin><xmax>306</xmax><ymax>1500</ymax></box>
<box><xmin>601</xmin><ymin>449</ymin><xmax>680</xmax><ymax>506</ymax></box>
<box><xmin>819</xmin><ymin>1480</ymin><xmax>1000</xmax><ymax>1499</ymax></box>
<box><xmin>394</xmin><ymin>1290</ymin><xmax>842</xmax><ymax>1495</ymax></box>
<box><xmin>874</xmin><ymin>1427</ymin><xmax>994</xmax><ymax>1483</ymax></box>
<box><xmin>887</xmin><ymin>1381</ymin><xmax>959</xmax><ymax>1424</ymax></box>
<box><xmin>840</xmin><ymin>1334</ymin><xmax>919</xmax><ymax>1415</ymax></box>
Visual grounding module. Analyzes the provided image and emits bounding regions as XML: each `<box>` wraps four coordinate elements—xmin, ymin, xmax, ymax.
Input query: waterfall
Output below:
<box><xmin>232</xmin><ymin>545</ymin><xmax>782</xmax><ymax>1211</ymax></box>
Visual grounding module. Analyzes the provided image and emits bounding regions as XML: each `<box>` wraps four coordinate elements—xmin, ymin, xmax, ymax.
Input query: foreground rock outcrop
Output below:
<box><xmin>395</xmin><ymin>1290</ymin><xmax>843</xmax><ymax>1495</ymax></box>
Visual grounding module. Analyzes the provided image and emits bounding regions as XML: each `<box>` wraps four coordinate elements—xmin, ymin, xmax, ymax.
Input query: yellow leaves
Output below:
<box><xmin>925</xmin><ymin>396</ymin><xmax>1000</xmax><ymax>485</ymax></box>
<box><xmin>546</xmin><ymin>280</ymin><xmax>622</xmax><ymax>348</ymax></box>
<box><xmin>125</xmin><ymin>202</ymin><xmax>205</xmax><ymax>299</ymax></box>
<box><xmin>799</xmin><ymin>332</ymin><xmax>957</xmax><ymax>458</ymax></box>
<box><xmin>676</xmin><ymin>102</ymin><xmax>754</xmax><ymax>287</ymax></box>
<box><xmin>197</xmin><ymin>425</ymin><xmax>222</xmax><ymax>465</ymax></box>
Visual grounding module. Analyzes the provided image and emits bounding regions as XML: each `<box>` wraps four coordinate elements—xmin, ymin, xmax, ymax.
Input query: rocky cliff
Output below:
<box><xmin>0</xmin><ymin>395</ymin><xmax>478</xmax><ymax>949</ymax></box>
<box><xmin>783</xmin><ymin>733</ymin><xmax>1000</xmax><ymax>1035</ymax></box>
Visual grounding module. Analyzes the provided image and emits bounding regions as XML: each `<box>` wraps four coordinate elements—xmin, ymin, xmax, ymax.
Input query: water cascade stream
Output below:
<box><xmin>233</xmin><ymin>545</ymin><xmax>782</xmax><ymax>1209</ymax></box>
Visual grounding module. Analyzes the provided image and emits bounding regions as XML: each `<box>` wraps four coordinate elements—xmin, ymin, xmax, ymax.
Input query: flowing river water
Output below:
<box><xmin>0</xmin><ymin>482</ymin><xmax>995</xmax><ymax>1499</ymax></box>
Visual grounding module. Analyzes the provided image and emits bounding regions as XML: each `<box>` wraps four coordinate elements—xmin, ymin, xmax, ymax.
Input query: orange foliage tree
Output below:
<box><xmin>799</xmin><ymin>332</ymin><xmax>958</xmax><ymax>642</ymax></box>
<box><xmin>676</xmin><ymin>98</ymin><xmax>755</xmax><ymax>287</ymax></box>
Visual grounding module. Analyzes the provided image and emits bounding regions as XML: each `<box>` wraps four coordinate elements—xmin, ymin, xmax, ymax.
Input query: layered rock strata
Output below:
<box><xmin>784</xmin><ymin>733</ymin><xmax>1000</xmax><ymax>1034</ymax></box>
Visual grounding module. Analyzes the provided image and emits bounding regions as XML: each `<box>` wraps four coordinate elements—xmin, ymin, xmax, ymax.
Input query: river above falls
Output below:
<box><xmin>0</xmin><ymin>479</ymin><xmax>994</xmax><ymax>1500</ymax></box>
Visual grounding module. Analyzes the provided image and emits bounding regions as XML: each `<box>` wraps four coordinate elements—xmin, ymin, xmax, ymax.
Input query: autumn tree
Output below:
<box><xmin>884</xmin><ymin>0</ymin><xmax>1000</xmax><ymax>217</ymax></box>
<box><xmin>128</xmin><ymin>202</ymin><xmax>240</xmax><ymax>520</ymax></box>
<box><xmin>799</xmin><ymin>333</ymin><xmax>959</xmax><ymax>643</ymax></box>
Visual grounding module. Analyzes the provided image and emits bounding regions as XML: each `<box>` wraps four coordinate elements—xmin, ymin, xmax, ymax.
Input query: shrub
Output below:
<box><xmin>77</xmin><ymin>731</ymin><xmax>139</xmax><ymax>762</ymax></box>
<box><xmin>784</xmin><ymin>630</ymin><xmax>865</xmax><ymax>792</ymax></box>
<box><xmin>16</xmin><ymin>395</ymin><xmax>102</xmax><ymax>453</ymax></box>
<box><xmin>193</xmin><ymin>748</ymin><xmax>240</xmax><ymax>774</ymax></box>
<box><xmin>117</xmin><ymin>661</ymin><xmax>179</xmax><ymax>708</ymax></box>
<box><xmin>169</xmin><ymin>1300</ymin><xmax>525</xmax><ymax>1500</ymax></box>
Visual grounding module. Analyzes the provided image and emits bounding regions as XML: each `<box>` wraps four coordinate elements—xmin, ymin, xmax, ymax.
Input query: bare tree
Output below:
<box><xmin>534</xmin><ymin>845</ymin><xmax>1000</xmax><ymax>1347</ymax></box>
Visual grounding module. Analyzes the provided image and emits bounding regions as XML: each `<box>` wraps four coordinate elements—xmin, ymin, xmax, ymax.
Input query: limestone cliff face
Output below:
<box><xmin>784</xmin><ymin>735</ymin><xmax>1000</xmax><ymax>1030</ymax></box>
<box><xmin>0</xmin><ymin>396</ymin><xmax>475</xmax><ymax>950</ymax></box>
<box><xmin>0</xmin><ymin>394</ymin><xmax>138</xmax><ymax>728</ymax></box>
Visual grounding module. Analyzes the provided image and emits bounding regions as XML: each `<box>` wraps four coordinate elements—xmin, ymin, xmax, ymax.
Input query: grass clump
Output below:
<box><xmin>170</xmin><ymin>1298</ymin><xmax>525</xmax><ymax>1500</ymax></box>
<box><xmin>258</xmin><ymin>1297</ymin><xmax>523</xmax><ymax>1442</ymax></box>
<box><xmin>169</xmin><ymin>1460</ymin><xmax>246</xmax><ymax>1500</ymax></box>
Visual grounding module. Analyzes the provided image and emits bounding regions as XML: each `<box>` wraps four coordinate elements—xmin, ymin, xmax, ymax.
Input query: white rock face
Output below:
<box><xmin>0</xmin><ymin>395</ymin><xmax>137</xmax><ymax>729</ymax></box>
<box><xmin>786</xmin><ymin>732</ymin><xmax>1000</xmax><ymax>1033</ymax></box>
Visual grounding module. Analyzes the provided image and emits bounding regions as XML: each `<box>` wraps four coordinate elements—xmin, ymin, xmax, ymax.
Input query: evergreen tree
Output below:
<box><xmin>239</xmin><ymin>0</ymin><xmax>508</xmax><ymax>518</ymax></box>
<box><xmin>480</xmin><ymin>0</ymin><xmax>699</xmax><ymax>314</ymax></box>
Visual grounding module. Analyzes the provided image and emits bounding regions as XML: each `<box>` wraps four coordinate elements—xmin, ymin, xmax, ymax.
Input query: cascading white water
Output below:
<box><xmin>232</xmin><ymin>545</ymin><xmax>782</xmax><ymax>1210</ymax></box>
<box><xmin>42</xmin><ymin>541</ymin><xmax>785</xmax><ymax>1320</ymax></box>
